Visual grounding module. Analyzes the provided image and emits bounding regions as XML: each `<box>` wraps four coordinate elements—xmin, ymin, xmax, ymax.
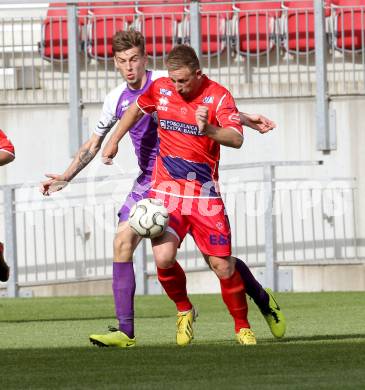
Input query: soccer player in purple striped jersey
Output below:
<box><xmin>40</xmin><ymin>30</ymin><xmax>285</xmax><ymax>348</ymax></box>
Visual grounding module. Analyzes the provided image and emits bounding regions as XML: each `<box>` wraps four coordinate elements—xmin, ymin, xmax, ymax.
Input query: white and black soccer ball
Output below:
<box><xmin>128</xmin><ymin>198</ymin><xmax>169</xmax><ymax>238</ymax></box>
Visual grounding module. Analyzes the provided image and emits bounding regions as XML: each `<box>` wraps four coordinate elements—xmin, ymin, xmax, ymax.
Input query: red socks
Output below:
<box><xmin>219</xmin><ymin>270</ymin><xmax>250</xmax><ymax>332</ymax></box>
<box><xmin>158</xmin><ymin>262</ymin><xmax>249</xmax><ymax>332</ymax></box>
<box><xmin>157</xmin><ymin>261</ymin><xmax>192</xmax><ymax>312</ymax></box>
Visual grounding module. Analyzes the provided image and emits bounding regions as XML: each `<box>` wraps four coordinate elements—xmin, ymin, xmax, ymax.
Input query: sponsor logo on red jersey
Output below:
<box><xmin>203</xmin><ymin>96</ymin><xmax>214</xmax><ymax>104</ymax></box>
<box><xmin>159</xmin><ymin>119</ymin><xmax>201</xmax><ymax>136</ymax></box>
<box><xmin>160</xmin><ymin>88</ymin><xmax>172</xmax><ymax>96</ymax></box>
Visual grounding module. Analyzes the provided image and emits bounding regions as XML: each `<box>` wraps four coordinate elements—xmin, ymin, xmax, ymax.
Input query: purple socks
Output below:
<box><xmin>234</xmin><ymin>257</ymin><xmax>270</xmax><ymax>313</ymax></box>
<box><xmin>112</xmin><ymin>262</ymin><xmax>136</xmax><ymax>339</ymax></box>
<box><xmin>112</xmin><ymin>259</ymin><xmax>268</xmax><ymax>338</ymax></box>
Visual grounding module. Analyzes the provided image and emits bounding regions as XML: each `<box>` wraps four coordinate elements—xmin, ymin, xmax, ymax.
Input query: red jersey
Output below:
<box><xmin>0</xmin><ymin>129</ymin><xmax>15</xmax><ymax>156</ymax></box>
<box><xmin>136</xmin><ymin>75</ymin><xmax>243</xmax><ymax>198</ymax></box>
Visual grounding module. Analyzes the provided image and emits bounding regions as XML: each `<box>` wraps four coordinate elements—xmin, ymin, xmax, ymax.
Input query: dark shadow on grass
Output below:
<box><xmin>0</xmin><ymin>314</ymin><xmax>172</xmax><ymax>324</ymax></box>
<box><xmin>262</xmin><ymin>333</ymin><xmax>365</xmax><ymax>343</ymax></box>
<box><xmin>0</xmin><ymin>316</ymin><xmax>115</xmax><ymax>324</ymax></box>
<box><xmin>194</xmin><ymin>333</ymin><xmax>365</xmax><ymax>346</ymax></box>
<box><xmin>1</xmin><ymin>344</ymin><xmax>365</xmax><ymax>390</ymax></box>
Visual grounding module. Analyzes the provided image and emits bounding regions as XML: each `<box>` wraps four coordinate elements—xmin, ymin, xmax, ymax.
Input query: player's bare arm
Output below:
<box><xmin>195</xmin><ymin>105</ymin><xmax>243</xmax><ymax>149</ymax></box>
<box><xmin>40</xmin><ymin>133</ymin><xmax>104</xmax><ymax>196</ymax></box>
<box><xmin>0</xmin><ymin>151</ymin><xmax>15</xmax><ymax>166</ymax></box>
<box><xmin>0</xmin><ymin>130</ymin><xmax>15</xmax><ymax>165</ymax></box>
<box><xmin>240</xmin><ymin>112</ymin><xmax>276</xmax><ymax>134</ymax></box>
<box><xmin>102</xmin><ymin>102</ymin><xmax>144</xmax><ymax>164</ymax></box>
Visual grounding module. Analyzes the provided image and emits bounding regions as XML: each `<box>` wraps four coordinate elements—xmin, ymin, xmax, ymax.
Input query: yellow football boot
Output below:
<box><xmin>89</xmin><ymin>327</ymin><xmax>136</xmax><ymax>348</ymax></box>
<box><xmin>236</xmin><ymin>328</ymin><xmax>257</xmax><ymax>345</ymax></box>
<box><xmin>176</xmin><ymin>307</ymin><xmax>197</xmax><ymax>346</ymax></box>
<box><xmin>262</xmin><ymin>288</ymin><xmax>286</xmax><ymax>338</ymax></box>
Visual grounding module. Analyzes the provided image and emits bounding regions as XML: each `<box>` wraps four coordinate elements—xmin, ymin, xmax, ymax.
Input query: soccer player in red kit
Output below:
<box><xmin>102</xmin><ymin>45</ymin><xmax>260</xmax><ymax>346</ymax></box>
<box><xmin>0</xmin><ymin>129</ymin><xmax>15</xmax><ymax>282</ymax></box>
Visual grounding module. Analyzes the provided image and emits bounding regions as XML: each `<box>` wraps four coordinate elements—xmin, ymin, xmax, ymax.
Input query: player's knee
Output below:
<box><xmin>153</xmin><ymin>248</ymin><xmax>175</xmax><ymax>269</ymax></box>
<box><xmin>113</xmin><ymin>234</ymin><xmax>134</xmax><ymax>258</ymax></box>
<box><xmin>209</xmin><ymin>256</ymin><xmax>234</xmax><ymax>279</ymax></box>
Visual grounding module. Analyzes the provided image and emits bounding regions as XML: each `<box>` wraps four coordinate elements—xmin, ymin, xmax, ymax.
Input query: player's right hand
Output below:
<box><xmin>40</xmin><ymin>174</ymin><xmax>68</xmax><ymax>196</ymax></box>
<box><xmin>196</xmin><ymin>105</ymin><xmax>209</xmax><ymax>134</ymax></box>
<box><xmin>101</xmin><ymin>141</ymin><xmax>118</xmax><ymax>165</ymax></box>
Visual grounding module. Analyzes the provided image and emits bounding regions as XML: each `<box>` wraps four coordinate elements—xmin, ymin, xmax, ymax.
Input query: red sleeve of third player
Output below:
<box><xmin>0</xmin><ymin>129</ymin><xmax>15</xmax><ymax>156</ymax></box>
<box><xmin>215</xmin><ymin>91</ymin><xmax>243</xmax><ymax>136</ymax></box>
<box><xmin>136</xmin><ymin>81</ymin><xmax>157</xmax><ymax>115</ymax></box>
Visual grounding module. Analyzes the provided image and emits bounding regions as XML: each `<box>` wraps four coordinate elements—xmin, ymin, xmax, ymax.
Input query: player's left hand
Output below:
<box><xmin>243</xmin><ymin>114</ymin><xmax>276</xmax><ymax>134</ymax></box>
<box><xmin>40</xmin><ymin>174</ymin><xmax>68</xmax><ymax>196</ymax></box>
<box><xmin>101</xmin><ymin>140</ymin><xmax>118</xmax><ymax>165</ymax></box>
<box><xmin>195</xmin><ymin>105</ymin><xmax>209</xmax><ymax>134</ymax></box>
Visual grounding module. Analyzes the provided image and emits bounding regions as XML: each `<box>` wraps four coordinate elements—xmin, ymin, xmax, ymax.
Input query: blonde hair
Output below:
<box><xmin>166</xmin><ymin>45</ymin><xmax>200</xmax><ymax>72</ymax></box>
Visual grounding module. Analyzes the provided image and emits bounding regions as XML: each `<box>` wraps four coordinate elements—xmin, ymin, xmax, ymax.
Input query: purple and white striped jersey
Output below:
<box><xmin>94</xmin><ymin>70</ymin><xmax>166</xmax><ymax>175</ymax></box>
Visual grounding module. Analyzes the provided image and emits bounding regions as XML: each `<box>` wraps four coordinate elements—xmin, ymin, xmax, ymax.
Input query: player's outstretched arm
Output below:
<box><xmin>239</xmin><ymin>112</ymin><xmax>276</xmax><ymax>134</ymax></box>
<box><xmin>0</xmin><ymin>151</ymin><xmax>15</xmax><ymax>166</ymax></box>
<box><xmin>0</xmin><ymin>130</ymin><xmax>15</xmax><ymax>166</ymax></box>
<box><xmin>102</xmin><ymin>102</ymin><xmax>144</xmax><ymax>164</ymax></box>
<box><xmin>40</xmin><ymin>133</ymin><xmax>104</xmax><ymax>196</ymax></box>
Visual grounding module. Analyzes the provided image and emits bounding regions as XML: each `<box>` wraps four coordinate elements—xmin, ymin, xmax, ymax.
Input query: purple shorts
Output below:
<box><xmin>118</xmin><ymin>172</ymin><xmax>152</xmax><ymax>222</ymax></box>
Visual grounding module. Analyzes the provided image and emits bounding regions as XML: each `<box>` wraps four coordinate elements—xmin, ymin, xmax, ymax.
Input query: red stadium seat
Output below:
<box><xmin>137</xmin><ymin>1</ymin><xmax>185</xmax><ymax>57</ymax></box>
<box><xmin>89</xmin><ymin>2</ymin><xmax>136</xmax><ymax>59</ymax></box>
<box><xmin>40</xmin><ymin>2</ymin><xmax>88</xmax><ymax>61</ymax></box>
<box><xmin>331</xmin><ymin>0</ymin><xmax>365</xmax><ymax>51</ymax></box>
<box><xmin>233</xmin><ymin>1</ymin><xmax>282</xmax><ymax>56</ymax></box>
<box><xmin>198</xmin><ymin>0</ymin><xmax>233</xmax><ymax>56</ymax></box>
<box><xmin>283</xmin><ymin>1</ymin><xmax>331</xmax><ymax>53</ymax></box>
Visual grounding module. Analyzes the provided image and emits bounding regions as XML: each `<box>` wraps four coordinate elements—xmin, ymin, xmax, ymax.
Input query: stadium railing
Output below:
<box><xmin>0</xmin><ymin>0</ymin><xmax>365</xmax><ymax>105</ymax></box>
<box><xmin>184</xmin><ymin>0</ymin><xmax>233</xmax><ymax>57</ymax></box>
<box><xmin>331</xmin><ymin>0</ymin><xmax>365</xmax><ymax>52</ymax></box>
<box><xmin>87</xmin><ymin>2</ymin><xmax>135</xmax><ymax>60</ymax></box>
<box><xmin>39</xmin><ymin>2</ymin><xmax>89</xmax><ymax>61</ymax></box>
<box><xmin>136</xmin><ymin>1</ymin><xmax>185</xmax><ymax>59</ymax></box>
<box><xmin>233</xmin><ymin>1</ymin><xmax>282</xmax><ymax>56</ymax></box>
<box><xmin>1</xmin><ymin>161</ymin><xmax>363</xmax><ymax>297</ymax></box>
<box><xmin>282</xmin><ymin>1</ymin><xmax>332</xmax><ymax>54</ymax></box>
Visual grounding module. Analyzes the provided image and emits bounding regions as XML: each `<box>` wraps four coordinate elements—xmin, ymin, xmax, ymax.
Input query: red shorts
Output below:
<box><xmin>150</xmin><ymin>191</ymin><xmax>232</xmax><ymax>257</ymax></box>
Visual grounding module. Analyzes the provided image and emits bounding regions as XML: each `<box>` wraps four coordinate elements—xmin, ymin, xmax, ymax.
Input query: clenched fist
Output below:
<box><xmin>195</xmin><ymin>105</ymin><xmax>209</xmax><ymax>134</ymax></box>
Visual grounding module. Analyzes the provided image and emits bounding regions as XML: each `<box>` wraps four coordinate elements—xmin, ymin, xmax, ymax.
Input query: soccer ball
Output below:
<box><xmin>128</xmin><ymin>198</ymin><xmax>169</xmax><ymax>238</ymax></box>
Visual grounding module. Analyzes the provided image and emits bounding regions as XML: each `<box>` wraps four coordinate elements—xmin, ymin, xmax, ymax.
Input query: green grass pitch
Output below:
<box><xmin>0</xmin><ymin>292</ymin><xmax>365</xmax><ymax>389</ymax></box>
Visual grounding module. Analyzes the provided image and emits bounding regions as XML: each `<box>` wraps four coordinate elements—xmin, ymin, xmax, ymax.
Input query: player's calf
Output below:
<box><xmin>234</xmin><ymin>258</ymin><xmax>286</xmax><ymax>338</ymax></box>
